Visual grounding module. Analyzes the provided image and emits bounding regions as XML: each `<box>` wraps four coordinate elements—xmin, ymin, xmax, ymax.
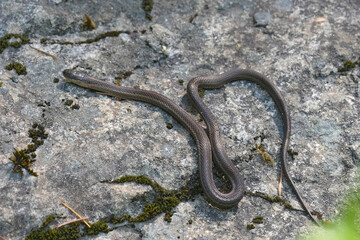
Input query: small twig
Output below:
<box><xmin>61</xmin><ymin>201</ymin><xmax>91</xmax><ymax>228</ymax></box>
<box><xmin>278</xmin><ymin>167</ymin><xmax>283</xmax><ymax>196</ymax></box>
<box><xmin>314</xmin><ymin>17</ymin><xmax>326</xmax><ymax>23</ymax></box>
<box><xmin>56</xmin><ymin>217</ymin><xmax>89</xmax><ymax>229</ymax></box>
<box><xmin>189</xmin><ymin>12</ymin><xmax>198</xmax><ymax>23</ymax></box>
<box><xmin>29</xmin><ymin>45</ymin><xmax>57</xmax><ymax>59</ymax></box>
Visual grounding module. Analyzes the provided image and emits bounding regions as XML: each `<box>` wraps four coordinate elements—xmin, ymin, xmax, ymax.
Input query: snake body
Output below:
<box><xmin>63</xmin><ymin>68</ymin><xmax>318</xmax><ymax>224</ymax></box>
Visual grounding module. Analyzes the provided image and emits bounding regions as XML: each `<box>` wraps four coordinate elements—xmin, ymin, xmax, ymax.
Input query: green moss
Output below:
<box><xmin>25</xmin><ymin>175</ymin><xmax>202</xmax><ymax>238</ymax></box>
<box><xmin>40</xmin><ymin>38</ymin><xmax>48</xmax><ymax>44</ymax></box>
<box><xmin>109</xmin><ymin>197</ymin><xmax>180</xmax><ymax>223</ymax></box>
<box><xmin>198</xmin><ymin>89</ymin><xmax>205</xmax><ymax>98</ymax></box>
<box><xmin>251</xmin><ymin>136</ymin><xmax>274</xmax><ymax>165</ymax></box>
<box><xmin>115</xmin><ymin>71</ymin><xmax>132</xmax><ymax>80</ymax></box>
<box><xmin>252</xmin><ymin>216</ymin><xmax>264</xmax><ymax>224</ymax></box>
<box><xmin>9</xmin><ymin>148</ymin><xmax>38</xmax><ymax>177</ymax></box>
<box><xmin>246</xmin><ymin>191</ymin><xmax>294</xmax><ymax>210</ymax></box>
<box><xmin>142</xmin><ymin>0</ymin><xmax>154</xmax><ymax>12</ymax></box>
<box><xmin>64</xmin><ymin>99</ymin><xmax>73</xmax><ymax>106</ymax></box>
<box><xmin>25</xmin><ymin>215</ymin><xmax>81</xmax><ymax>240</ymax></box>
<box><xmin>9</xmin><ymin>123</ymin><xmax>48</xmax><ymax>177</ymax></box>
<box><xmin>144</xmin><ymin>40</ymin><xmax>152</xmax><ymax>48</ymax></box>
<box><xmin>29</xmin><ymin>123</ymin><xmax>48</xmax><ymax>146</ymax></box>
<box><xmin>142</xmin><ymin>0</ymin><xmax>154</xmax><ymax>21</ymax></box>
<box><xmin>5</xmin><ymin>62</ymin><xmax>27</xmax><ymax>75</ymax></box>
<box><xmin>247</xmin><ymin>224</ymin><xmax>255</xmax><ymax>229</ymax></box>
<box><xmin>105</xmin><ymin>175</ymin><xmax>191</xmax><ymax>223</ymax></box>
<box><xmin>246</xmin><ymin>216</ymin><xmax>264</xmax><ymax>229</ymax></box>
<box><xmin>64</xmin><ymin>99</ymin><xmax>80</xmax><ymax>110</ymax></box>
<box><xmin>283</xmin><ymin>202</ymin><xmax>294</xmax><ymax>210</ymax></box>
<box><xmin>255</xmin><ymin>145</ymin><xmax>274</xmax><ymax>165</ymax></box>
<box><xmin>338</xmin><ymin>60</ymin><xmax>360</xmax><ymax>72</ymax></box>
<box><xmin>166</xmin><ymin>123</ymin><xmax>173</xmax><ymax>129</ymax></box>
<box><xmin>287</xmin><ymin>148</ymin><xmax>299</xmax><ymax>158</ymax></box>
<box><xmin>0</xmin><ymin>81</ymin><xmax>3</xmax><ymax>87</ymax></box>
<box><xmin>83</xmin><ymin>14</ymin><xmax>96</xmax><ymax>31</ymax></box>
<box><xmin>84</xmin><ymin>221</ymin><xmax>112</xmax><ymax>235</ymax></box>
<box><xmin>53</xmin><ymin>78</ymin><xmax>59</xmax><ymax>83</ymax></box>
<box><xmin>71</xmin><ymin>104</ymin><xmax>80</xmax><ymax>110</ymax></box>
<box><xmin>130</xmin><ymin>197</ymin><xmax>179</xmax><ymax>223</ymax></box>
<box><xmin>178</xmin><ymin>79</ymin><xmax>184</xmax><ymax>85</ymax></box>
<box><xmin>145</xmin><ymin>13</ymin><xmax>153</xmax><ymax>21</ymax></box>
<box><xmin>0</xmin><ymin>33</ymin><xmax>30</xmax><ymax>54</ymax></box>
<box><xmin>76</xmin><ymin>31</ymin><xmax>128</xmax><ymax>44</ymax></box>
<box><xmin>26</xmin><ymin>216</ymin><xmax>112</xmax><ymax>239</ymax></box>
<box><xmin>105</xmin><ymin>175</ymin><xmax>174</xmax><ymax>195</ymax></box>
<box><xmin>79</xmin><ymin>30</ymin><xmax>126</xmax><ymax>44</ymax></box>
<box><xmin>49</xmin><ymin>30</ymin><xmax>130</xmax><ymax>45</ymax></box>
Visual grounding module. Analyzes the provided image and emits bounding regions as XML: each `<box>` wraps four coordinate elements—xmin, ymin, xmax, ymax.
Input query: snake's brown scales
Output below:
<box><xmin>63</xmin><ymin>68</ymin><xmax>319</xmax><ymax>225</ymax></box>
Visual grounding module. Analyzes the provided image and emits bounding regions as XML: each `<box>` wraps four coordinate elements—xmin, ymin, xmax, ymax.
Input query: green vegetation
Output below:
<box><xmin>40</xmin><ymin>38</ymin><xmax>48</xmax><ymax>44</ymax></box>
<box><xmin>0</xmin><ymin>33</ymin><xmax>30</xmax><ymax>54</ymax></box>
<box><xmin>5</xmin><ymin>62</ymin><xmax>27</xmax><ymax>75</ymax></box>
<box><xmin>84</xmin><ymin>221</ymin><xmax>112</xmax><ymax>235</ymax></box>
<box><xmin>71</xmin><ymin>104</ymin><xmax>80</xmax><ymax>110</ymax></box>
<box><xmin>337</xmin><ymin>60</ymin><xmax>360</xmax><ymax>73</ymax></box>
<box><xmin>25</xmin><ymin>215</ymin><xmax>112</xmax><ymax>239</ymax></box>
<box><xmin>142</xmin><ymin>0</ymin><xmax>154</xmax><ymax>21</ymax></box>
<box><xmin>83</xmin><ymin>14</ymin><xmax>96</xmax><ymax>31</ymax></box>
<box><xmin>9</xmin><ymin>123</ymin><xmax>48</xmax><ymax>177</ymax></box>
<box><xmin>252</xmin><ymin>216</ymin><xmax>264</xmax><ymax>224</ymax></box>
<box><xmin>287</xmin><ymin>148</ymin><xmax>299</xmax><ymax>159</ymax></box>
<box><xmin>43</xmin><ymin>30</ymin><xmax>130</xmax><ymax>45</ymax></box>
<box><xmin>247</xmin><ymin>224</ymin><xmax>255</xmax><ymax>229</ymax></box>
<box><xmin>25</xmin><ymin>215</ymin><xmax>81</xmax><ymax>240</ymax></box>
<box><xmin>26</xmin><ymin>175</ymin><xmax>199</xmax><ymax>239</ymax></box>
<box><xmin>105</xmin><ymin>175</ymin><xmax>191</xmax><ymax>223</ymax></box>
<box><xmin>198</xmin><ymin>89</ymin><xmax>205</xmax><ymax>98</ymax></box>
<box><xmin>246</xmin><ymin>191</ymin><xmax>294</xmax><ymax>210</ymax></box>
<box><xmin>9</xmin><ymin>148</ymin><xmax>38</xmax><ymax>177</ymax></box>
<box><xmin>301</xmin><ymin>185</ymin><xmax>360</xmax><ymax>240</ymax></box>
<box><xmin>251</xmin><ymin>135</ymin><xmax>274</xmax><ymax>165</ymax></box>
<box><xmin>115</xmin><ymin>71</ymin><xmax>132</xmax><ymax>80</ymax></box>
<box><xmin>64</xmin><ymin>99</ymin><xmax>80</xmax><ymax>110</ymax></box>
<box><xmin>246</xmin><ymin>216</ymin><xmax>264</xmax><ymax>229</ymax></box>
<box><xmin>64</xmin><ymin>99</ymin><xmax>74</xmax><ymax>106</ymax></box>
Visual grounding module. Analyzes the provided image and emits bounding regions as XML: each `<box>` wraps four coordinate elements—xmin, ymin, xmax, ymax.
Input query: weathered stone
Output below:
<box><xmin>254</xmin><ymin>12</ymin><xmax>272</xmax><ymax>27</ymax></box>
<box><xmin>0</xmin><ymin>0</ymin><xmax>359</xmax><ymax>239</ymax></box>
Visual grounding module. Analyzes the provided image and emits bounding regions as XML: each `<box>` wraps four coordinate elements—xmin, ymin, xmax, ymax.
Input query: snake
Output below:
<box><xmin>63</xmin><ymin>68</ymin><xmax>319</xmax><ymax>224</ymax></box>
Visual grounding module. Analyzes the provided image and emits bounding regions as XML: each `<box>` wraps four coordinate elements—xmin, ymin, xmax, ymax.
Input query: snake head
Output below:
<box><xmin>63</xmin><ymin>69</ymin><xmax>77</xmax><ymax>82</ymax></box>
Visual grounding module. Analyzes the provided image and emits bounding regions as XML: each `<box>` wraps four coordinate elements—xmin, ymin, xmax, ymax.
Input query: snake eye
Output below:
<box><xmin>69</xmin><ymin>73</ymin><xmax>74</xmax><ymax>78</ymax></box>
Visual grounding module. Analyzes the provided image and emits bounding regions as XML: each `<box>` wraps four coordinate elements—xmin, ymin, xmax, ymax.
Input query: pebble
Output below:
<box><xmin>253</xmin><ymin>12</ymin><xmax>272</xmax><ymax>27</ymax></box>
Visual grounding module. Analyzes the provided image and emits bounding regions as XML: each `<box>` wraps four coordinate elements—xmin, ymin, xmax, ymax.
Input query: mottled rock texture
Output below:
<box><xmin>0</xmin><ymin>0</ymin><xmax>359</xmax><ymax>239</ymax></box>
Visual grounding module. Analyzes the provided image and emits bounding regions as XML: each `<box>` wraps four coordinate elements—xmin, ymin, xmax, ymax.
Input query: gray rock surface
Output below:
<box><xmin>0</xmin><ymin>0</ymin><xmax>359</xmax><ymax>239</ymax></box>
<box><xmin>253</xmin><ymin>12</ymin><xmax>272</xmax><ymax>27</ymax></box>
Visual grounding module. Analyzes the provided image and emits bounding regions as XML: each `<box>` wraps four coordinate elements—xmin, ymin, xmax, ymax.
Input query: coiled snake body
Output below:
<box><xmin>63</xmin><ymin>68</ymin><xmax>318</xmax><ymax>224</ymax></box>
